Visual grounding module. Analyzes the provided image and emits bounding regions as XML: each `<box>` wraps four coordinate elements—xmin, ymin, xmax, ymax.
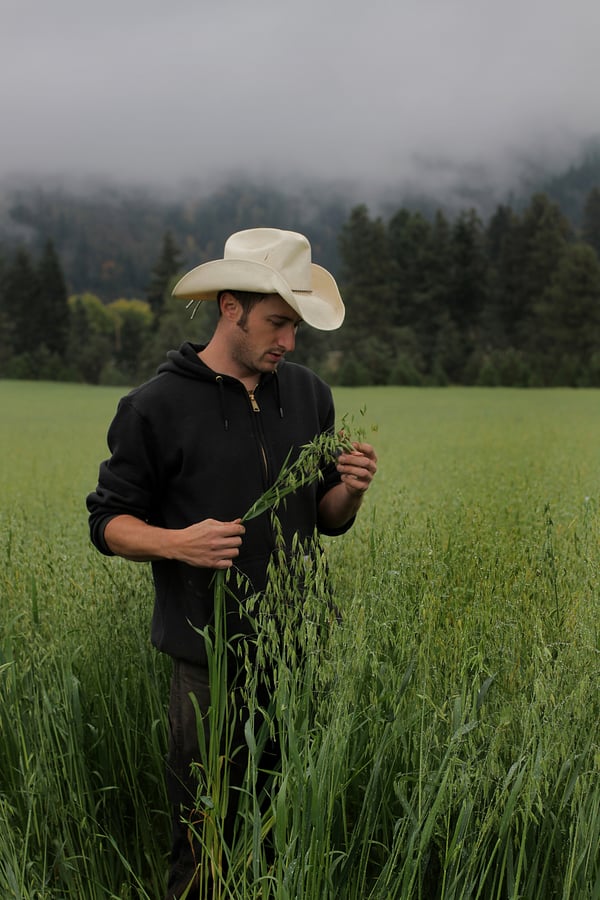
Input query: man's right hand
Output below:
<box><xmin>103</xmin><ymin>514</ymin><xmax>245</xmax><ymax>569</ymax></box>
<box><xmin>172</xmin><ymin>518</ymin><xmax>245</xmax><ymax>569</ymax></box>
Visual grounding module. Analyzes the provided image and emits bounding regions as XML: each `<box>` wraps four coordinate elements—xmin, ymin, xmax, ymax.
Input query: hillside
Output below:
<box><xmin>0</xmin><ymin>180</ymin><xmax>350</xmax><ymax>301</ymax></box>
<box><xmin>1</xmin><ymin>144</ymin><xmax>599</xmax><ymax>302</ymax></box>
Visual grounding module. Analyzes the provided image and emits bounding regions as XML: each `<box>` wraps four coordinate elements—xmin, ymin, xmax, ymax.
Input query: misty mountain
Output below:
<box><xmin>0</xmin><ymin>179</ymin><xmax>352</xmax><ymax>301</ymax></box>
<box><xmin>1</xmin><ymin>146</ymin><xmax>599</xmax><ymax>303</ymax></box>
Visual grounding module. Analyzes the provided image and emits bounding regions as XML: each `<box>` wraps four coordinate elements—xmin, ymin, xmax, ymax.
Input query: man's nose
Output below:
<box><xmin>279</xmin><ymin>325</ymin><xmax>296</xmax><ymax>351</ymax></box>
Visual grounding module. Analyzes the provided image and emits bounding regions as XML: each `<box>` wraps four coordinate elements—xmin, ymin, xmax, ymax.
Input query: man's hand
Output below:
<box><xmin>336</xmin><ymin>441</ymin><xmax>378</xmax><ymax>496</ymax></box>
<box><xmin>318</xmin><ymin>441</ymin><xmax>378</xmax><ymax>530</ymax></box>
<box><xmin>174</xmin><ymin>518</ymin><xmax>245</xmax><ymax>569</ymax></box>
<box><xmin>103</xmin><ymin>514</ymin><xmax>245</xmax><ymax>569</ymax></box>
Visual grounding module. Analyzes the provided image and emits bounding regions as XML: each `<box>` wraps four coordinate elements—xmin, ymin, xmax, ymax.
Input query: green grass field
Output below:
<box><xmin>1</xmin><ymin>380</ymin><xmax>599</xmax><ymax>899</ymax></box>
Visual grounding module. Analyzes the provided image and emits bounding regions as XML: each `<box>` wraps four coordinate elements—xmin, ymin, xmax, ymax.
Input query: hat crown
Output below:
<box><xmin>171</xmin><ymin>226</ymin><xmax>344</xmax><ymax>330</ymax></box>
<box><xmin>224</xmin><ymin>228</ymin><xmax>312</xmax><ymax>292</ymax></box>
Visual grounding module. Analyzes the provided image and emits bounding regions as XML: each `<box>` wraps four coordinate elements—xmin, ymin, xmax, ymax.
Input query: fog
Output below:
<box><xmin>2</xmin><ymin>0</ymin><xmax>599</xmax><ymax>199</ymax></box>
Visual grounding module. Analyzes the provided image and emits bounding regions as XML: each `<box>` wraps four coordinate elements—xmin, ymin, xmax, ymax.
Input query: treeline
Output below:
<box><xmin>3</xmin><ymin>181</ymin><xmax>347</xmax><ymax>301</ymax></box>
<box><xmin>1</xmin><ymin>189</ymin><xmax>600</xmax><ymax>387</ymax></box>
<box><xmin>0</xmin><ymin>234</ymin><xmax>214</xmax><ymax>385</ymax></box>
<box><xmin>4</xmin><ymin>148</ymin><xmax>600</xmax><ymax>302</ymax></box>
<box><xmin>313</xmin><ymin>189</ymin><xmax>600</xmax><ymax>387</ymax></box>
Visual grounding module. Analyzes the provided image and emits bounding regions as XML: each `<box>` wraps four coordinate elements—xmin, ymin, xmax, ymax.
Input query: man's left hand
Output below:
<box><xmin>336</xmin><ymin>441</ymin><xmax>378</xmax><ymax>496</ymax></box>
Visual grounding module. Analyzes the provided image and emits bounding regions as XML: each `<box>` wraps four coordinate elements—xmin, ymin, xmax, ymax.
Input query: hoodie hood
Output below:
<box><xmin>157</xmin><ymin>341</ymin><xmax>216</xmax><ymax>380</ymax></box>
<box><xmin>157</xmin><ymin>341</ymin><xmax>283</xmax><ymax>430</ymax></box>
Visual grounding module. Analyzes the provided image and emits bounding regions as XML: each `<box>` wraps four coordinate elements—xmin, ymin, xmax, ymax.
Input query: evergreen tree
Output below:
<box><xmin>338</xmin><ymin>206</ymin><xmax>392</xmax><ymax>324</ymax></box>
<box><xmin>534</xmin><ymin>243</ymin><xmax>600</xmax><ymax>384</ymax></box>
<box><xmin>146</xmin><ymin>231</ymin><xmax>182</xmax><ymax>320</ymax></box>
<box><xmin>444</xmin><ymin>210</ymin><xmax>489</xmax><ymax>379</ymax></box>
<box><xmin>34</xmin><ymin>240</ymin><xmax>70</xmax><ymax>358</ymax></box>
<box><xmin>3</xmin><ymin>247</ymin><xmax>39</xmax><ymax>357</ymax></box>
<box><xmin>388</xmin><ymin>211</ymin><xmax>430</xmax><ymax>295</ymax></box>
<box><xmin>387</xmin><ymin>209</ymin><xmax>432</xmax><ymax>326</ymax></box>
<box><xmin>423</xmin><ymin>210</ymin><xmax>454</xmax><ymax>375</ymax></box>
<box><xmin>486</xmin><ymin>204</ymin><xmax>515</xmax><ymax>264</ymax></box>
<box><xmin>338</xmin><ymin>206</ymin><xmax>393</xmax><ymax>381</ymax></box>
<box><xmin>387</xmin><ymin>209</ymin><xmax>442</xmax><ymax>377</ymax></box>
<box><xmin>517</xmin><ymin>193</ymin><xmax>570</xmax><ymax>351</ymax></box>
<box><xmin>581</xmin><ymin>186</ymin><xmax>600</xmax><ymax>258</ymax></box>
<box><xmin>0</xmin><ymin>251</ymin><xmax>12</xmax><ymax>373</ymax></box>
<box><xmin>485</xmin><ymin>204</ymin><xmax>525</xmax><ymax>348</ymax></box>
<box><xmin>447</xmin><ymin>209</ymin><xmax>489</xmax><ymax>330</ymax></box>
<box><xmin>426</xmin><ymin>209</ymin><xmax>453</xmax><ymax>300</ymax></box>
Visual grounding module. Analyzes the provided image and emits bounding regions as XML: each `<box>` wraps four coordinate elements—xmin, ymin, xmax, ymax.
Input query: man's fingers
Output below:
<box><xmin>336</xmin><ymin>443</ymin><xmax>377</xmax><ymax>495</ymax></box>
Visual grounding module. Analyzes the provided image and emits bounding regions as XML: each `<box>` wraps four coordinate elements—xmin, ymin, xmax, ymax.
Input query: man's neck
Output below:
<box><xmin>197</xmin><ymin>343</ymin><xmax>259</xmax><ymax>391</ymax></box>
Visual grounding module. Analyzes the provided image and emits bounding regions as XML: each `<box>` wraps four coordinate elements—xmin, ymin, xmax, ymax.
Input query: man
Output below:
<box><xmin>87</xmin><ymin>227</ymin><xmax>377</xmax><ymax>897</ymax></box>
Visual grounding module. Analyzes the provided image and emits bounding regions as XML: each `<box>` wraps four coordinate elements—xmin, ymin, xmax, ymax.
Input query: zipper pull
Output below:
<box><xmin>248</xmin><ymin>388</ymin><xmax>260</xmax><ymax>412</ymax></box>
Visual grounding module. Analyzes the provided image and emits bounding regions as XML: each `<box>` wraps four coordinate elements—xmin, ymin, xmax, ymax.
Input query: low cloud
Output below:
<box><xmin>1</xmin><ymin>0</ymin><xmax>598</xmax><ymax>199</ymax></box>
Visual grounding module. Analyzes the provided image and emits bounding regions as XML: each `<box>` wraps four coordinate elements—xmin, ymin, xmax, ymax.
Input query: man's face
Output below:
<box><xmin>228</xmin><ymin>294</ymin><xmax>302</xmax><ymax>379</ymax></box>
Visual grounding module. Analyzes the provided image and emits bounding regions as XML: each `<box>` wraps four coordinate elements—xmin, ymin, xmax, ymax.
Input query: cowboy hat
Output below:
<box><xmin>171</xmin><ymin>227</ymin><xmax>345</xmax><ymax>330</ymax></box>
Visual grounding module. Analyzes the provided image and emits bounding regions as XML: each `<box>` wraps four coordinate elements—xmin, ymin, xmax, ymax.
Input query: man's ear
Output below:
<box><xmin>219</xmin><ymin>291</ymin><xmax>241</xmax><ymax>321</ymax></box>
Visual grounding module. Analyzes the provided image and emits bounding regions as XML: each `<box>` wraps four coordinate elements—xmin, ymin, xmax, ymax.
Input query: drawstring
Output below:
<box><xmin>215</xmin><ymin>375</ymin><xmax>229</xmax><ymax>430</ymax></box>
<box><xmin>274</xmin><ymin>371</ymin><xmax>284</xmax><ymax>419</ymax></box>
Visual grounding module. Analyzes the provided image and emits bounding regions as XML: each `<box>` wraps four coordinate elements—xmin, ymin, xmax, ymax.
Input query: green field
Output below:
<box><xmin>1</xmin><ymin>380</ymin><xmax>599</xmax><ymax>899</ymax></box>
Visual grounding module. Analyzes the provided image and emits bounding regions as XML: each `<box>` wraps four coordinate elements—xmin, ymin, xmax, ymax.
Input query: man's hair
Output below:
<box><xmin>217</xmin><ymin>290</ymin><xmax>267</xmax><ymax>328</ymax></box>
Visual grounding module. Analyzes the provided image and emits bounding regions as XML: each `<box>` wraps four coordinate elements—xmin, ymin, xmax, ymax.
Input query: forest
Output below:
<box><xmin>1</xmin><ymin>169</ymin><xmax>600</xmax><ymax>387</ymax></box>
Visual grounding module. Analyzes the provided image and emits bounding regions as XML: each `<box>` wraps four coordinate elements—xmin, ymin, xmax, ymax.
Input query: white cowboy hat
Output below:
<box><xmin>171</xmin><ymin>227</ymin><xmax>345</xmax><ymax>330</ymax></box>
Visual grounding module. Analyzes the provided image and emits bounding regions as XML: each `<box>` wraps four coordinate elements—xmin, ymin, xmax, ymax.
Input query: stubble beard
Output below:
<box><xmin>232</xmin><ymin>323</ymin><xmax>281</xmax><ymax>378</ymax></box>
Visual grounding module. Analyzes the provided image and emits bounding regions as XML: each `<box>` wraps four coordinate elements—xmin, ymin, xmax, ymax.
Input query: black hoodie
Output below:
<box><xmin>87</xmin><ymin>342</ymin><xmax>352</xmax><ymax>665</ymax></box>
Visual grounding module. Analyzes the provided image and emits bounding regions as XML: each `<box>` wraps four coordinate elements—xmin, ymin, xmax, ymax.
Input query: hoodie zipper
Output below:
<box><xmin>248</xmin><ymin>388</ymin><xmax>260</xmax><ymax>413</ymax></box>
<box><xmin>246</xmin><ymin>384</ymin><xmax>269</xmax><ymax>480</ymax></box>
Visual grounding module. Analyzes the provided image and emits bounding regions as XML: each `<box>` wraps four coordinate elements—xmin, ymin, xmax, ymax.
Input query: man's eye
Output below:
<box><xmin>269</xmin><ymin>318</ymin><xmax>301</xmax><ymax>329</ymax></box>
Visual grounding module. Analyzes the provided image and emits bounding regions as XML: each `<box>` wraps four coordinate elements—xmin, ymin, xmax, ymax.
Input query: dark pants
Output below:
<box><xmin>165</xmin><ymin>659</ymin><xmax>277</xmax><ymax>899</ymax></box>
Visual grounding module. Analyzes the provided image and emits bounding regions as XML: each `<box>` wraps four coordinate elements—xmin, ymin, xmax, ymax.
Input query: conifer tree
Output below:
<box><xmin>338</xmin><ymin>205</ymin><xmax>394</xmax><ymax>382</ymax></box>
<box><xmin>3</xmin><ymin>247</ymin><xmax>39</xmax><ymax>357</ymax></box>
<box><xmin>387</xmin><ymin>209</ymin><xmax>439</xmax><ymax>377</ymax></box>
<box><xmin>146</xmin><ymin>230</ymin><xmax>182</xmax><ymax>320</ymax></box>
<box><xmin>534</xmin><ymin>243</ymin><xmax>600</xmax><ymax>384</ymax></box>
<box><xmin>447</xmin><ymin>209</ymin><xmax>489</xmax><ymax>331</ymax></box>
<box><xmin>339</xmin><ymin>207</ymin><xmax>393</xmax><ymax>328</ymax></box>
<box><xmin>387</xmin><ymin>209</ymin><xmax>432</xmax><ymax>329</ymax></box>
<box><xmin>517</xmin><ymin>193</ymin><xmax>570</xmax><ymax>350</ymax></box>
<box><xmin>581</xmin><ymin>186</ymin><xmax>600</xmax><ymax>258</ymax></box>
<box><xmin>35</xmin><ymin>240</ymin><xmax>70</xmax><ymax>358</ymax></box>
<box><xmin>0</xmin><ymin>251</ymin><xmax>11</xmax><ymax>372</ymax></box>
<box><xmin>485</xmin><ymin>204</ymin><xmax>526</xmax><ymax>347</ymax></box>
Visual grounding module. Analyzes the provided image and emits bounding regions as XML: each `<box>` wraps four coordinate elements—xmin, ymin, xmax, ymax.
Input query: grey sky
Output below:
<box><xmin>1</xmin><ymin>0</ymin><xmax>599</xmax><ymax>196</ymax></box>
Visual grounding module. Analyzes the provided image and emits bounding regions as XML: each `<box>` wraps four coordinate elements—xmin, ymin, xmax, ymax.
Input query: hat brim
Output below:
<box><xmin>172</xmin><ymin>259</ymin><xmax>345</xmax><ymax>331</ymax></box>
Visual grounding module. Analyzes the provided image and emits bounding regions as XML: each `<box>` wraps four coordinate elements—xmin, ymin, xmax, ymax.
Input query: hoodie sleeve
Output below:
<box><xmin>86</xmin><ymin>396</ymin><xmax>161</xmax><ymax>555</ymax></box>
<box><xmin>315</xmin><ymin>385</ymin><xmax>356</xmax><ymax>537</ymax></box>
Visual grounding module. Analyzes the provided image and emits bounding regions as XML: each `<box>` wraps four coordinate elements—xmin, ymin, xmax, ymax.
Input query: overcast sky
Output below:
<box><xmin>1</xmin><ymin>0</ymin><xmax>599</xmax><ymax>198</ymax></box>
